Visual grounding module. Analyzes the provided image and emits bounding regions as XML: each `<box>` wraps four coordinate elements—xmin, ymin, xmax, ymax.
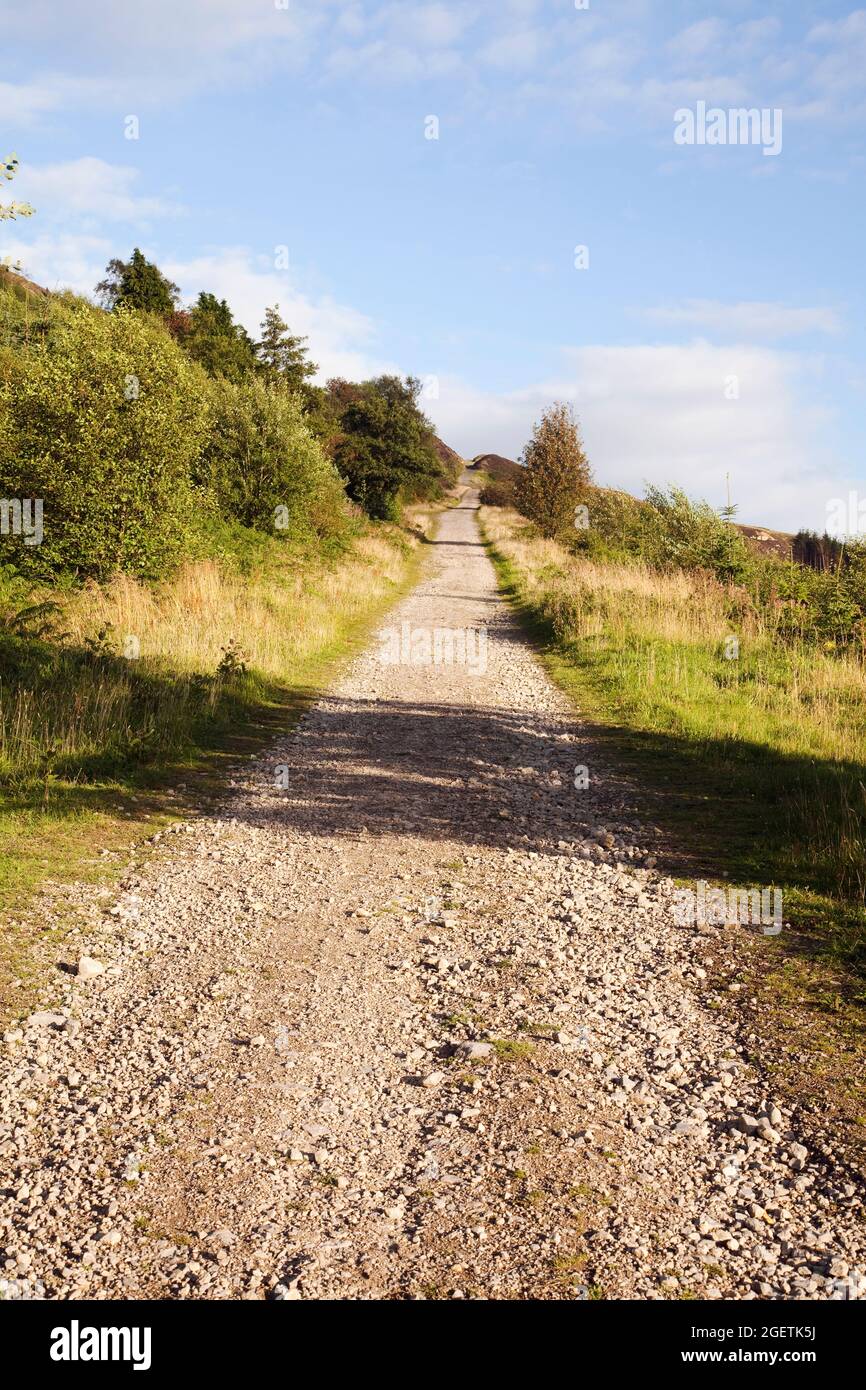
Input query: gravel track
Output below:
<box><xmin>1</xmin><ymin>484</ymin><xmax>864</xmax><ymax>1301</ymax></box>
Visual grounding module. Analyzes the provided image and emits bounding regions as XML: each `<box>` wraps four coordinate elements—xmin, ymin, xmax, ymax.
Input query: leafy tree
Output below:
<box><xmin>0</xmin><ymin>304</ymin><xmax>209</xmax><ymax>579</ymax></box>
<box><xmin>256</xmin><ymin>304</ymin><xmax>317</xmax><ymax>392</ymax></box>
<box><xmin>514</xmin><ymin>402</ymin><xmax>592</xmax><ymax>539</ymax></box>
<box><xmin>333</xmin><ymin>375</ymin><xmax>440</xmax><ymax>519</ymax></box>
<box><xmin>197</xmin><ymin>375</ymin><xmax>347</xmax><ymax>536</ymax></box>
<box><xmin>95</xmin><ymin>248</ymin><xmax>180</xmax><ymax>314</ymax></box>
<box><xmin>303</xmin><ymin>377</ymin><xmax>362</xmax><ymax>451</ymax></box>
<box><xmin>179</xmin><ymin>292</ymin><xmax>258</xmax><ymax>380</ymax></box>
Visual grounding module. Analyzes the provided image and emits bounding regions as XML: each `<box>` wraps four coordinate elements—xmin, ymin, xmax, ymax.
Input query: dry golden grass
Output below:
<box><xmin>0</xmin><ymin>522</ymin><xmax>426</xmax><ymax>791</ymax></box>
<box><xmin>59</xmin><ymin>532</ymin><xmax>410</xmax><ymax>682</ymax></box>
<box><xmin>482</xmin><ymin>507</ymin><xmax>866</xmax><ymax>766</ymax></box>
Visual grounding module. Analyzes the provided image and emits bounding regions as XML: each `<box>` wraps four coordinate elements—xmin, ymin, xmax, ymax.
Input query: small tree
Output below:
<box><xmin>256</xmin><ymin>304</ymin><xmax>318</xmax><ymax>392</ymax></box>
<box><xmin>639</xmin><ymin>485</ymin><xmax>750</xmax><ymax>582</ymax></box>
<box><xmin>95</xmin><ymin>248</ymin><xmax>180</xmax><ymax>314</ymax></box>
<box><xmin>334</xmin><ymin>375</ymin><xmax>439</xmax><ymax>519</ymax></box>
<box><xmin>514</xmin><ymin>402</ymin><xmax>592</xmax><ymax>538</ymax></box>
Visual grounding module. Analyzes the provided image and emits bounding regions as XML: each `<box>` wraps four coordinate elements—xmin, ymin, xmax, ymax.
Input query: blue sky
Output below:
<box><xmin>3</xmin><ymin>0</ymin><xmax>865</xmax><ymax>529</ymax></box>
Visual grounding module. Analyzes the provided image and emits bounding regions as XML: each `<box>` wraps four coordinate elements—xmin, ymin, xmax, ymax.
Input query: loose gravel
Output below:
<box><xmin>1</xmin><ymin>484</ymin><xmax>863</xmax><ymax>1301</ymax></box>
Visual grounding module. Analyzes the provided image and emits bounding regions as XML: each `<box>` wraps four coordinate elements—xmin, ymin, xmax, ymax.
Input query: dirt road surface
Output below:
<box><xmin>1</xmin><ymin>485</ymin><xmax>863</xmax><ymax>1301</ymax></box>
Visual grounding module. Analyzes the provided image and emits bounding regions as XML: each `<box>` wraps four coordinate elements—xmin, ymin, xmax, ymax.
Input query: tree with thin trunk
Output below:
<box><xmin>256</xmin><ymin>304</ymin><xmax>317</xmax><ymax>392</ymax></box>
<box><xmin>514</xmin><ymin>402</ymin><xmax>592</xmax><ymax>538</ymax></box>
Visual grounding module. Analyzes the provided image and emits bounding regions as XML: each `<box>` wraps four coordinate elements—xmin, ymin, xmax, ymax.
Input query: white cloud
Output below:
<box><xmin>2</xmin><ymin>0</ymin><xmax>865</xmax><ymax>140</ymax></box>
<box><xmin>805</xmin><ymin>9</ymin><xmax>866</xmax><ymax>113</ymax></box>
<box><xmin>0</xmin><ymin>78</ymin><xmax>64</xmax><ymax>125</ymax></box>
<box><xmin>0</xmin><ymin>74</ymin><xmax>119</xmax><ymax>127</ymax></box>
<box><xmin>428</xmin><ymin>342</ymin><xmax>843</xmax><ymax>531</ymax></box>
<box><xmin>13</xmin><ymin>157</ymin><xmax>180</xmax><ymax>222</ymax></box>
<box><xmin>2</xmin><ymin>233</ymin><xmax>394</xmax><ymax>382</ymax></box>
<box><xmin>0</xmin><ymin>0</ymin><xmax>314</xmax><ymax>64</ymax></box>
<box><xmin>644</xmin><ymin>299</ymin><xmax>841</xmax><ymax>340</ymax></box>
<box><xmin>161</xmin><ymin>248</ymin><xmax>394</xmax><ymax>383</ymax></box>
<box><xmin>0</xmin><ymin>230</ymin><xmax>113</xmax><ymax>294</ymax></box>
<box><xmin>480</xmin><ymin>28</ymin><xmax>545</xmax><ymax>72</ymax></box>
<box><xmin>0</xmin><ymin>0</ymin><xmax>323</xmax><ymax>109</ymax></box>
<box><xmin>383</xmin><ymin>3</ymin><xmax>472</xmax><ymax>49</ymax></box>
<box><xmin>666</xmin><ymin>18</ymin><xmax>727</xmax><ymax>67</ymax></box>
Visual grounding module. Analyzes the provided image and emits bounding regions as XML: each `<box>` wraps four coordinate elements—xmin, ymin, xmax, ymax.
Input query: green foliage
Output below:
<box><xmin>0</xmin><ymin>303</ymin><xmax>210</xmax><ymax>579</ymax></box>
<box><xmin>573</xmin><ymin>486</ymin><xmax>646</xmax><ymax>560</ymax></box>
<box><xmin>334</xmin><ymin>375</ymin><xmax>440</xmax><ymax>519</ymax></box>
<box><xmin>95</xmin><ymin>248</ymin><xmax>180</xmax><ymax>315</ymax></box>
<box><xmin>573</xmin><ymin>483</ymin><xmax>866</xmax><ymax>650</ymax></box>
<box><xmin>175</xmin><ymin>292</ymin><xmax>258</xmax><ymax>381</ymax></box>
<box><xmin>302</xmin><ymin>378</ymin><xmax>360</xmax><ymax>453</ymax></box>
<box><xmin>0</xmin><ymin>270</ymin><xmax>71</xmax><ymax>355</ymax></box>
<box><xmin>197</xmin><ymin>374</ymin><xmax>348</xmax><ymax>538</ymax></box>
<box><xmin>750</xmin><ymin>551</ymin><xmax>866</xmax><ymax>651</ymax></box>
<box><xmin>638</xmin><ymin>485</ymin><xmax>751</xmax><ymax>581</ymax></box>
<box><xmin>256</xmin><ymin>304</ymin><xmax>318</xmax><ymax>393</ymax></box>
<box><xmin>514</xmin><ymin>402</ymin><xmax>592</xmax><ymax>539</ymax></box>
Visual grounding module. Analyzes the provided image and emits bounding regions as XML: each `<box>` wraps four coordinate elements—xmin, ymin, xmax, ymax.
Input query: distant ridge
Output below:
<box><xmin>432</xmin><ymin>435</ymin><xmax>462</xmax><ymax>470</ymax></box>
<box><xmin>470</xmin><ymin>453</ymin><xmax>521</xmax><ymax>482</ymax></box>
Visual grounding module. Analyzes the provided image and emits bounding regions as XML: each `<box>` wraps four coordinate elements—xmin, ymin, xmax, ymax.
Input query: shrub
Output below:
<box><xmin>197</xmin><ymin>375</ymin><xmax>349</xmax><ymax>538</ymax></box>
<box><xmin>572</xmin><ymin>485</ymin><xmax>646</xmax><ymax>560</ymax></box>
<box><xmin>0</xmin><ymin>303</ymin><xmax>210</xmax><ymax>579</ymax></box>
<box><xmin>639</xmin><ymin>485</ymin><xmax>751</xmax><ymax>582</ymax></box>
<box><xmin>479</xmin><ymin>479</ymin><xmax>515</xmax><ymax>507</ymax></box>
